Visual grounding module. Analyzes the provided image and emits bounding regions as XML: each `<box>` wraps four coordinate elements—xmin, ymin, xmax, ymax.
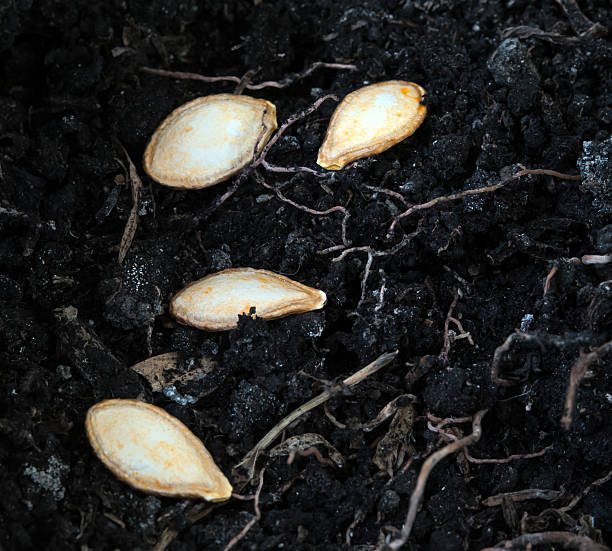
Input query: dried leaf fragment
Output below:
<box><xmin>85</xmin><ymin>399</ymin><xmax>232</xmax><ymax>501</ymax></box>
<box><xmin>269</xmin><ymin>433</ymin><xmax>344</xmax><ymax>467</ymax></box>
<box><xmin>143</xmin><ymin>94</ymin><xmax>277</xmax><ymax>189</ymax></box>
<box><xmin>317</xmin><ymin>80</ymin><xmax>427</xmax><ymax>170</ymax></box>
<box><xmin>117</xmin><ymin>144</ymin><xmax>143</xmax><ymax>264</ymax></box>
<box><xmin>373</xmin><ymin>404</ymin><xmax>416</xmax><ymax>475</ymax></box>
<box><xmin>170</xmin><ymin>268</ymin><xmax>327</xmax><ymax>331</ymax></box>
<box><xmin>130</xmin><ymin>352</ymin><xmax>218</xmax><ymax>393</ymax></box>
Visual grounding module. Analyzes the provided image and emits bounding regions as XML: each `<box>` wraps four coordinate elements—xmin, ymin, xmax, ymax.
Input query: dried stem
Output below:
<box><xmin>482</xmin><ymin>488</ymin><xmax>563</xmax><ymax>507</ymax></box>
<box><xmin>503</xmin><ymin>25</ymin><xmax>581</xmax><ymax>44</ymax></box>
<box><xmin>383</xmin><ymin>409</ymin><xmax>488</xmax><ymax>550</ymax></box>
<box><xmin>234</xmin><ymin>351</ymin><xmax>398</xmax><ymax>479</ymax></box>
<box><xmin>561</xmin><ymin>340</ymin><xmax>612</xmax><ymax>429</ymax></box>
<box><xmin>233</xmin><ymin>68</ymin><xmax>259</xmax><ymax>95</ymax></box>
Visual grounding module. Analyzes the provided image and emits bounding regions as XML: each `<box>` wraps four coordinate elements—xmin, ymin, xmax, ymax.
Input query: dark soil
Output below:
<box><xmin>1</xmin><ymin>0</ymin><xmax>611</xmax><ymax>549</ymax></box>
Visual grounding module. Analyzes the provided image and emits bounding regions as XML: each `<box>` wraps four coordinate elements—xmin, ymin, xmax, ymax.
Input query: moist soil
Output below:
<box><xmin>1</xmin><ymin>0</ymin><xmax>611</xmax><ymax>550</ymax></box>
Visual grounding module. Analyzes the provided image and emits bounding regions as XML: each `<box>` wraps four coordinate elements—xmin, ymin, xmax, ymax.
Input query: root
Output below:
<box><xmin>387</xmin><ymin>164</ymin><xmax>581</xmax><ymax>238</ymax></box>
<box><xmin>234</xmin><ymin>351</ymin><xmax>398</xmax><ymax>480</ymax></box>
<box><xmin>382</xmin><ymin>409</ymin><xmax>488</xmax><ymax>550</ymax></box>
<box><xmin>561</xmin><ymin>340</ymin><xmax>612</xmax><ymax>429</ymax></box>
<box><xmin>223</xmin><ymin>467</ymin><xmax>266</xmax><ymax>551</ymax></box>
<box><xmin>480</xmin><ymin>531</ymin><xmax>609</xmax><ymax>551</ymax></box>
<box><xmin>141</xmin><ymin>61</ymin><xmax>357</xmax><ymax>91</ymax></box>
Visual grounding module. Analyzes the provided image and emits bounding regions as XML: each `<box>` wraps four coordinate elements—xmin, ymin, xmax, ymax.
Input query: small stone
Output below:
<box><xmin>317</xmin><ymin>80</ymin><xmax>427</xmax><ymax>170</ymax></box>
<box><xmin>487</xmin><ymin>38</ymin><xmax>540</xmax><ymax>86</ymax></box>
<box><xmin>143</xmin><ymin>94</ymin><xmax>277</xmax><ymax>189</ymax></box>
<box><xmin>85</xmin><ymin>399</ymin><xmax>232</xmax><ymax>501</ymax></box>
<box><xmin>378</xmin><ymin>489</ymin><xmax>400</xmax><ymax>514</ymax></box>
<box><xmin>578</xmin><ymin>137</ymin><xmax>612</xmax><ymax>215</ymax></box>
<box><xmin>170</xmin><ymin>268</ymin><xmax>327</xmax><ymax>331</ymax></box>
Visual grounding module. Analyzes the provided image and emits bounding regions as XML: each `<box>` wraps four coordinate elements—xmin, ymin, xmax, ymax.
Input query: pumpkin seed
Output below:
<box><xmin>170</xmin><ymin>268</ymin><xmax>327</xmax><ymax>331</ymax></box>
<box><xmin>317</xmin><ymin>80</ymin><xmax>427</xmax><ymax>170</ymax></box>
<box><xmin>85</xmin><ymin>399</ymin><xmax>232</xmax><ymax>501</ymax></box>
<box><xmin>143</xmin><ymin>94</ymin><xmax>277</xmax><ymax>189</ymax></box>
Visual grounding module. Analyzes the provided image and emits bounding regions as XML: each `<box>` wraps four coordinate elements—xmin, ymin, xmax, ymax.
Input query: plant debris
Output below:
<box><xmin>2</xmin><ymin>0</ymin><xmax>612</xmax><ymax>549</ymax></box>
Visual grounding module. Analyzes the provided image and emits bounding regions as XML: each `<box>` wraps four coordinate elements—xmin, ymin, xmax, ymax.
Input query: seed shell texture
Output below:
<box><xmin>317</xmin><ymin>80</ymin><xmax>427</xmax><ymax>170</ymax></box>
<box><xmin>170</xmin><ymin>268</ymin><xmax>327</xmax><ymax>331</ymax></box>
<box><xmin>143</xmin><ymin>94</ymin><xmax>277</xmax><ymax>189</ymax></box>
<box><xmin>85</xmin><ymin>399</ymin><xmax>233</xmax><ymax>501</ymax></box>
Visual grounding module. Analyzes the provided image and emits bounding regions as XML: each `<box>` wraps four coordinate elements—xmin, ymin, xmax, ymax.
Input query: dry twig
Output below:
<box><xmin>561</xmin><ymin>340</ymin><xmax>612</xmax><ymax>429</ymax></box>
<box><xmin>234</xmin><ymin>351</ymin><xmax>398</xmax><ymax>479</ymax></box>
<box><xmin>503</xmin><ymin>25</ymin><xmax>582</xmax><ymax>44</ymax></box>
<box><xmin>382</xmin><ymin>409</ymin><xmax>488</xmax><ymax>550</ymax></box>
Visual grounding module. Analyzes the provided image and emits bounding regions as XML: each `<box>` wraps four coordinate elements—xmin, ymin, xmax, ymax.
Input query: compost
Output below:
<box><xmin>1</xmin><ymin>0</ymin><xmax>611</xmax><ymax>549</ymax></box>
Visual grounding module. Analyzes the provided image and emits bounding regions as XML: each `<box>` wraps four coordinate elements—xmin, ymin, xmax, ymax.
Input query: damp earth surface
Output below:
<box><xmin>1</xmin><ymin>0</ymin><xmax>611</xmax><ymax>550</ymax></box>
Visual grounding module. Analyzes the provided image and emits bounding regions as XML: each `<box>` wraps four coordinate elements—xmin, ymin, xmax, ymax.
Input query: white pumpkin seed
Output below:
<box><xmin>317</xmin><ymin>80</ymin><xmax>427</xmax><ymax>170</ymax></box>
<box><xmin>170</xmin><ymin>268</ymin><xmax>327</xmax><ymax>331</ymax></box>
<box><xmin>85</xmin><ymin>399</ymin><xmax>232</xmax><ymax>501</ymax></box>
<box><xmin>143</xmin><ymin>94</ymin><xmax>277</xmax><ymax>189</ymax></box>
